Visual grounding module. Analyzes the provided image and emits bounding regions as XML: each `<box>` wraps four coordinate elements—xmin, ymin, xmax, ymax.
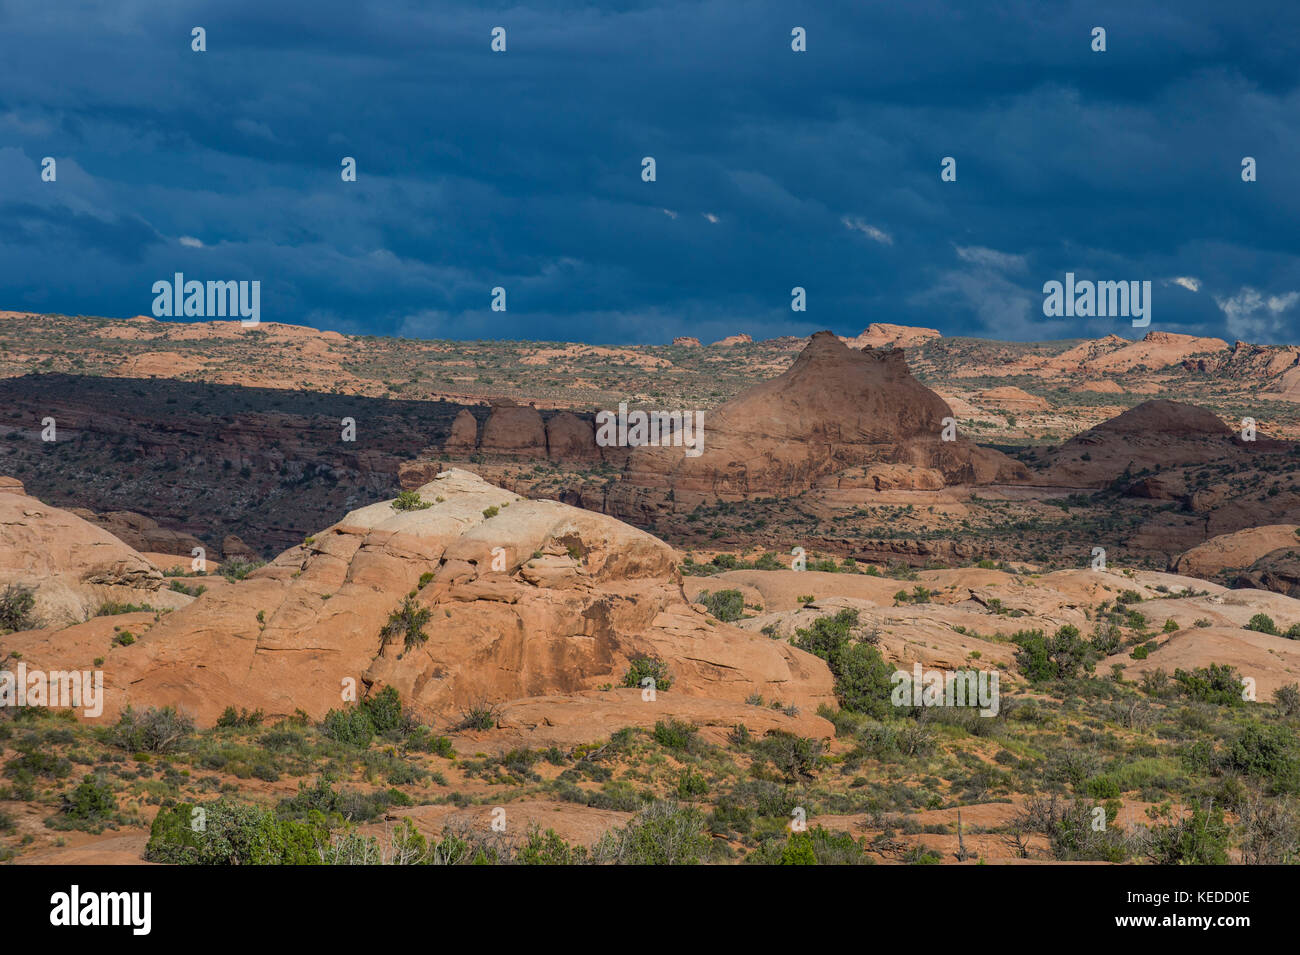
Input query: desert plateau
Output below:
<box><xmin>2</xmin><ymin>312</ymin><xmax>1300</xmax><ymax>869</ymax></box>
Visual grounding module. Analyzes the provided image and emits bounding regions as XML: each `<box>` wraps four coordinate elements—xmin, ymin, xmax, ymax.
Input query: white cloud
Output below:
<box><xmin>661</xmin><ymin>209</ymin><xmax>677</xmax><ymax>219</ymax></box>
<box><xmin>1170</xmin><ymin>276</ymin><xmax>1201</xmax><ymax>292</ymax></box>
<box><xmin>702</xmin><ymin>212</ymin><xmax>718</xmax><ymax>224</ymax></box>
<box><xmin>178</xmin><ymin>236</ymin><xmax>204</xmax><ymax>248</ymax></box>
<box><xmin>841</xmin><ymin>216</ymin><xmax>892</xmax><ymax>245</ymax></box>
<box><xmin>1214</xmin><ymin>287</ymin><xmax>1300</xmax><ymax>340</ymax></box>
<box><xmin>954</xmin><ymin>245</ymin><xmax>1026</xmax><ymax>272</ymax></box>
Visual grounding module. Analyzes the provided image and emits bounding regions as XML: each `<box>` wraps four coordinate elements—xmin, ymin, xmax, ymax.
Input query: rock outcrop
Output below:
<box><xmin>0</xmin><ymin>481</ymin><xmax>190</xmax><ymax>628</ymax></box>
<box><xmin>1035</xmin><ymin>399</ymin><xmax>1244</xmax><ymax>488</ymax></box>
<box><xmin>4</xmin><ymin>471</ymin><xmax>834</xmax><ymax>728</ymax></box>
<box><xmin>842</xmin><ymin>323</ymin><xmax>941</xmax><ymax>349</ymax></box>
<box><xmin>70</xmin><ymin>508</ymin><xmax>205</xmax><ymax>558</ymax></box>
<box><xmin>611</xmin><ymin>331</ymin><xmax>1027</xmax><ymax>507</ymax></box>
<box><xmin>443</xmin><ymin>408</ymin><xmax>479</xmax><ymax>451</ymax></box>
<box><xmin>974</xmin><ymin>386</ymin><xmax>1049</xmax><ymax>414</ymax></box>
<box><xmin>545</xmin><ymin>411</ymin><xmax>600</xmax><ymax>462</ymax></box>
<box><xmin>480</xmin><ymin>399</ymin><xmax>546</xmax><ymax>456</ymax></box>
<box><xmin>1172</xmin><ymin>525</ymin><xmax>1300</xmax><ymax>579</ymax></box>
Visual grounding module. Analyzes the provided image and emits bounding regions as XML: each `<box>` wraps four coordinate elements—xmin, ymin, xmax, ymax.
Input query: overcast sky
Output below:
<box><xmin>1</xmin><ymin>0</ymin><xmax>1298</xmax><ymax>345</ymax></box>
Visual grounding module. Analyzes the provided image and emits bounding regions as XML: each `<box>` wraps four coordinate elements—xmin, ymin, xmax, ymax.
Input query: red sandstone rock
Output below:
<box><xmin>480</xmin><ymin>399</ymin><xmax>546</xmax><ymax>455</ymax></box>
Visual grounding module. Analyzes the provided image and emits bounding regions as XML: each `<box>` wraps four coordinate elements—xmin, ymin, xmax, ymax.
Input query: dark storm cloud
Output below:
<box><xmin>1</xmin><ymin>0</ymin><xmax>1298</xmax><ymax>343</ymax></box>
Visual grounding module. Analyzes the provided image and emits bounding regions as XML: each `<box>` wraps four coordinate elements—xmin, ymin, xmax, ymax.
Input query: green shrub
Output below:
<box><xmin>676</xmin><ymin>767</ymin><xmax>710</xmax><ymax>798</ymax></box>
<box><xmin>591</xmin><ymin>801</ymin><xmax>711</xmax><ymax>865</ymax></box>
<box><xmin>0</xmin><ymin>584</ymin><xmax>37</xmax><ymax>633</ymax></box>
<box><xmin>145</xmin><ymin>800</ymin><xmax>328</xmax><ymax>865</ymax></box>
<box><xmin>220</xmin><ymin>556</ymin><xmax>265</xmax><ymax>582</ymax></box>
<box><xmin>757</xmin><ymin>731</ymin><xmax>824</xmax><ymax>782</ymax></box>
<box><xmin>1142</xmin><ymin>803</ymin><xmax>1230</xmax><ymax>865</ymax></box>
<box><xmin>61</xmin><ymin>774</ymin><xmax>116</xmax><ymax>820</ymax></box>
<box><xmin>793</xmin><ymin>609</ymin><xmax>892</xmax><ymax>717</ymax></box>
<box><xmin>517</xmin><ymin>825</ymin><xmax>588</xmax><ymax>865</ymax></box>
<box><xmin>1223</xmin><ymin>724</ymin><xmax>1300</xmax><ymax>793</ymax></box>
<box><xmin>699</xmin><ymin>589</ymin><xmax>744</xmax><ymax>622</ymax></box>
<box><xmin>758</xmin><ymin>826</ymin><xmax>875</xmax><ymax>865</ymax></box>
<box><xmin>1084</xmin><ymin>775</ymin><xmax>1121</xmax><ymax>800</ymax></box>
<box><xmin>622</xmin><ymin>656</ymin><xmax>673</xmax><ymax>692</ymax></box>
<box><xmin>1012</xmin><ymin>625</ymin><xmax>1096</xmax><ymax>682</ymax></box>
<box><xmin>361</xmin><ymin>686</ymin><xmax>403</xmax><ymax>734</ymax></box>
<box><xmin>381</xmin><ymin>594</ymin><xmax>432</xmax><ymax>651</ymax></box>
<box><xmin>653</xmin><ymin>718</ymin><xmax>698</xmax><ymax>751</ymax></box>
<box><xmin>216</xmin><ymin>707</ymin><xmax>264</xmax><ymax>729</ymax></box>
<box><xmin>456</xmin><ymin>699</ymin><xmax>498</xmax><ymax>731</ymax></box>
<box><xmin>1174</xmin><ymin>663</ymin><xmax>1242</xmax><ymax>706</ymax></box>
<box><xmin>321</xmin><ymin>707</ymin><xmax>375</xmax><ymax>747</ymax></box>
<box><xmin>1247</xmin><ymin>613</ymin><xmax>1279</xmax><ymax>636</ymax></box>
<box><xmin>391</xmin><ymin>490</ymin><xmax>432</xmax><ymax>512</ymax></box>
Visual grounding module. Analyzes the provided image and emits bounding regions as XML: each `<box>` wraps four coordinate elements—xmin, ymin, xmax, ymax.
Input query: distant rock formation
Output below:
<box><xmin>672</xmin><ymin>336</ymin><xmax>701</xmax><ymax>347</ymax></box>
<box><xmin>221</xmin><ymin>534</ymin><xmax>260</xmax><ymax>561</ymax></box>
<box><xmin>841</xmin><ymin>323</ymin><xmax>941</xmax><ymax>349</ymax></box>
<box><xmin>444</xmin><ymin>408</ymin><xmax>479</xmax><ymax>451</ymax></box>
<box><xmin>1033</xmin><ymin>399</ymin><xmax>1266</xmax><ymax>489</ymax></box>
<box><xmin>610</xmin><ymin>331</ymin><xmax>1027</xmax><ymax>508</ymax></box>
<box><xmin>974</xmin><ymin>386</ymin><xmax>1049</xmax><ymax>414</ymax></box>
<box><xmin>545</xmin><ymin>411</ymin><xmax>600</xmax><ymax>462</ymax></box>
<box><xmin>711</xmin><ymin>334</ymin><xmax>752</xmax><ymax>346</ymax></box>
<box><xmin>69</xmin><ymin>508</ymin><xmax>205</xmax><ymax>558</ymax></box>
<box><xmin>480</xmin><ymin>398</ymin><xmax>546</xmax><ymax>456</ymax></box>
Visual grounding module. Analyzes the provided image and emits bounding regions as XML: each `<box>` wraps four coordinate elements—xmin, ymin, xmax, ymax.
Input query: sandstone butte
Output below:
<box><xmin>611</xmin><ymin>330</ymin><xmax>1028</xmax><ymax>505</ymax></box>
<box><xmin>1</xmin><ymin>470</ymin><xmax>836</xmax><ymax>741</ymax></box>
<box><xmin>1034</xmin><ymin>398</ymin><xmax>1252</xmax><ymax>488</ymax></box>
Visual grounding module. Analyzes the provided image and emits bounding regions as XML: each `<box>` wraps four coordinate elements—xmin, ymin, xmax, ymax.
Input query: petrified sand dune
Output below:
<box><xmin>1122</xmin><ymin>626</ymin><xmax>1300</xmax><ymax>697</ymax></box>
<box><xmin>613</xmin><ymin>331</ymin><xmax>1027</xmax><ymax>506</ymax></box>
<box><xmin>4</xmin><ymin>471</ymin><xmax>834</xmax><ymax>728</ymax></box>
<box><xmin>841</xmin><ymin>323</ymin><xmax>941</xmax><ymax>349</ymax></box>
<box><xmin>1172</xmin><ymin>525</ymin><xmax>1300</xmax><ymax>578</ymax></box>
<box><xmin>0</xmin><ymin>480</ymin><xmax>189</xmax><ymax>628</ymax></box>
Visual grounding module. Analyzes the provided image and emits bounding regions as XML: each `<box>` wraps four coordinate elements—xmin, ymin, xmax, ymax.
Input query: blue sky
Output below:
<box><xmin>2</xmin><ymin>0</ymin><xmax>1298</xmax><ymax>344</ymax></box>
